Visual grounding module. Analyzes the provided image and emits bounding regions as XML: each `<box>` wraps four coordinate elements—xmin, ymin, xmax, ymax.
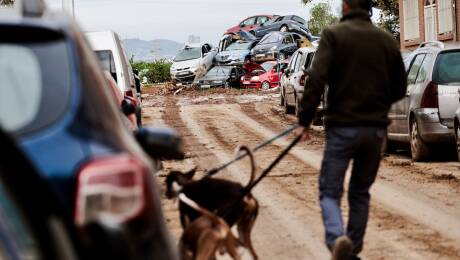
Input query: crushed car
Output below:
<box><xmin>241</xmin><ymin>61</ymin><xmax>288</xmax><ymax>90</ymax></box>
<box><xmin>251</xmin><ymin>32</ymin><xmax>301</xmax><ymax>62</ymax></box>
<box><xmin>170</xmin><ymin>43</ymin><xmax>216</xmax><ymax>85</ymax></box>
<box><xmin>215</xmin><ymin>39</ymin><xmax>259</xmax><ymax>65</ymax></box>
<box><xmin>196</xmin><ymin>65</ymin><xmax>244</xmax><ymax>89</ymax></box>
<box><xmin>225</xmin><ymin>15</ymin><xmax>274</xmax><ymax>35</ymax></box>
<box><xmin>250</xmin><ymin>15</ymin><xmax>313</xmax><ymax>39</ymax></box>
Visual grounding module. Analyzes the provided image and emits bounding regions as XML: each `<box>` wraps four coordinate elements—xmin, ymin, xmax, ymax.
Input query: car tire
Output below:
<box><xmin>410</xmin><ymin>119</ymin><xmax>430</xmax><ymax>162</ymax></box>
<box><xmin>284</xmin><ymin>94</ymin><xmax>294</xmax><ymax>114</ymax></box>
<box><xmin>455</xmin><ymin>121</ymin><xmax>460</xmax><ymax>162</ymax></box>
<box><xmin>280</xmin><ymin>87</ymin><xmax>285</xmax><ymax>106</ymax></box>
<box><xmin>261</xmin><ymin>81</ymin><xmax>270</xmax><ymax>90</ymax></box>
<box><xmin>280</xmin><ymin>25</ymin><xmax>289</xmax><ymax>32</ymax></box>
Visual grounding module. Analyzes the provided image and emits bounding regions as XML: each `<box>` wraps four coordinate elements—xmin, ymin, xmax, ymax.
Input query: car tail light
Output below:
<box><xmin>300</xmin><ymin>74</ymin><xmax>306</xmax><ymax>86</ymax></box>
<box><xmin>420</xmin><ymin>82</ymin><xmax>439</xmax><ymax>108</ymax></box>
<box><xmin>74</xmin><ymin>155</ymin><xmax>146</xmax><ymax>226</ymax></box>
<box><xmin>125</xmin><ymin>90</ymin><xmax>134</xmax><ymax>98</ymax></box>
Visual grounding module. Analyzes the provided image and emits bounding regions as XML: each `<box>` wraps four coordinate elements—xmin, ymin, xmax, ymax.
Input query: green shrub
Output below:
<box><xmin>131</xmin><ymin>60</ymin><xmax>172</xmax><ymax>84</ymax></box>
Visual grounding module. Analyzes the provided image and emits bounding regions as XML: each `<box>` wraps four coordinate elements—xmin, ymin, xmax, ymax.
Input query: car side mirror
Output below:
<box><xmin>134</xmin><ymin>127</ymin><xmax>184</xmax><ymax>160</ymax></box>
<box><xmin>121</xmin><ymin>97</ymin><xmax>136</xmax><ymax>116</ymax></box>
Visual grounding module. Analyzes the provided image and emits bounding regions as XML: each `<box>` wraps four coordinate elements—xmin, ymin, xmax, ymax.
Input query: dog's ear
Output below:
<box><xmin>184</xmin><ymin>167</ymin><xmax>197</xmax><ymax>179</ymax></box>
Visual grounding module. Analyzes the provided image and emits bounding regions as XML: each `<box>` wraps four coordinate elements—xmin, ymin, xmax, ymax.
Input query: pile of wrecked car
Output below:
<box><xmin>170</xmin><ymin>14</ymin><xmax>318</xmax><ymax>90</ymax></box>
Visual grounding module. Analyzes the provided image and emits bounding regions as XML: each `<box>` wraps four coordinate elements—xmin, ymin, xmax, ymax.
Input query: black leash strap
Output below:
<box><xmin>204</xmin><ymin>124</ymin><xmax>300</xmax><ymax>178</ymax></box>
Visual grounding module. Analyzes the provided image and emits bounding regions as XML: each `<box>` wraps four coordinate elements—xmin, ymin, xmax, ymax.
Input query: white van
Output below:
<box><xmin>170</xmin><ymin>43</ymin><xmax>216</xmax><ymax>84</ymax></box>
<box><xmin>86</xmin><ymin>30</ymin><xmax>142</xmax><ymax>126</ymax></box>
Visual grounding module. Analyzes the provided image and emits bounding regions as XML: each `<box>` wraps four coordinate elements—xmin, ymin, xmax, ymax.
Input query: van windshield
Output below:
<box><xmin>433</xmin><ymin>51</ymin><xmax>460</xmax><ymax>85</ymax></box>
<box><xmin>174</xmin><ymin>47</ymin><xmax>201</xmax><ymax>62</ymax></box>
<box><xmin>0</xmin><ymin>27</ymin><xmax>71</xmax><ymax>136</ymax></box>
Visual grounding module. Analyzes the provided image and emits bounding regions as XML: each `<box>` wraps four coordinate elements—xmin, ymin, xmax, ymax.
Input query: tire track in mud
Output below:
<box><xmin>186</xmin><ymin>103</ymin><xmax>460</xmax><ymax>259</ymax></box>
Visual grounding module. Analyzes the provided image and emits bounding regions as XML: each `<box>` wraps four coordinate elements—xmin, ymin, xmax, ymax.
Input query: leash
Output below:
<box><xmin>204</xmin><ymin>124</ymin><xmax>300</xmax><ymax>178</ymax></box>
<box><xmin>217</xmin><ymin>134</ymin><xmax>303</xmax><ymax>217</ymax></box>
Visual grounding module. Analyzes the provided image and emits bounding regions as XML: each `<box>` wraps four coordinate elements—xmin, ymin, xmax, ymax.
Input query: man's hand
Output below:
<box><xmin>295</xmin><ymin>126</ymin><xmax>311</xmax><ymax>141</ymax></box>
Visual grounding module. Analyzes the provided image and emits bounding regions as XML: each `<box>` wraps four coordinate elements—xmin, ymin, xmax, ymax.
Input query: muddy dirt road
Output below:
<box><xmin>142</xmin><ymin>87</ymin><xmax>460</xmax><ymax>260</ymax></box>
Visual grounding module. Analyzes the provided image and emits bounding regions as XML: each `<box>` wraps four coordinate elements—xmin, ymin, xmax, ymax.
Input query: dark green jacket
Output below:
<box><xmin>298</xmin><ymin>10</ymin><xmax>407</xmax><ymax>127</ymax></box>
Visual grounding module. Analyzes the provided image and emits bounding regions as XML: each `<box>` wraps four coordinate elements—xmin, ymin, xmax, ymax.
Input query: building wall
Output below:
<box><xmin>399</xmin><ymin>0</ymin><xmax>460</xmax><ymax>49</ymax></box>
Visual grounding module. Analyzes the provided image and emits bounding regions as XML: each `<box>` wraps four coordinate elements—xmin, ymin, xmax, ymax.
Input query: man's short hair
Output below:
<box><xmin>344</xmin><ymin>0</ymin><xmax>373</xmax><ymax>14</ymax></box>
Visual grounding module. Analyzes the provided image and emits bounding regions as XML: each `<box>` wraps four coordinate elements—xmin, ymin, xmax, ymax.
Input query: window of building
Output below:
<box><xmin>403</xmin><ymin>0</ymin><xmax>420</xmax><ymax>40</ymax></box>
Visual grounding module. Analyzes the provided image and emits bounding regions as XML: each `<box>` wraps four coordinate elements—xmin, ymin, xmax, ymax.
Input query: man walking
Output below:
<box><xmin>296</xmin><ymin>0</ymin><xmax>407</xmax><ymax>259</ymax></box>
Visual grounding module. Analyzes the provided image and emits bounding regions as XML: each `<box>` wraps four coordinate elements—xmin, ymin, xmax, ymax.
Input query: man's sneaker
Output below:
<box><xmin>331</xmin><ymin>236</ymin><xmax>353</xmax><ymax>260</ymax></box>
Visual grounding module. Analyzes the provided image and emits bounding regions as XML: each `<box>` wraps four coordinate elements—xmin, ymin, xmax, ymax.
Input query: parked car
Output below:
<box><xmin>104</xmin><ymin>71</ymin><xmax>139</xmax><ymax>130</ymax></box>
<box><xmin>455</xmin><ymin>103</ymin><xmax>460</xmax><ymax>161</ymax></box>
<box><xmin>281</xmin><ymin>45</ymin><xmax>325</xmax><ymax>124</ymax></box>
<box><xmin>387</xmin><ymin>41</ymin><xmax>460</xmax><ymax>161</ymax></box>
<box><xmin>250</xmin><ymin>15</ymin><xmax>312</xmax><ymax>39</ymax></box>
<box><xmin>218</xmin><ymin>30</ymin><xmax>258</xmax><ymax>52</ymax></box>
<box><xmin>241</xmin><ymin>61</ymin><xmax>288</xmax><ymax>90</ymax></box>
<box><xmin>196</xmin><ymin>65</ymin><xmax>244</xmax><ymax>88</ymax></box>
<box><xmin>86</xmin><ymin>30</ymin><xmax>143</xmax><ymax>126</ymax></box>
<box><xmin>0</xmin><ymin>128</ymin><xmax>133</xmax><ymax>260</ymax></box>
<box><xmin>170</xmin><ymin>43</ymin><xmax>216</xmax><ymax>84</ymax></box>
<box><xmin>225</xmin><ymin>15</ymin><xmax>274</xmax><ymax>35</ymax></box>
<box><xmin>0</xmin><ymin>5</ymin><xmax>179</xmax><ymax>259</ymax></box>
<box><xmin>215</xmin><ymin>39</ymin><xmax>258</xmax><ymax>65</ymax></box>
<box><xmin>251</xmin><ymin>32</ymin><xmax>301</xmax><ymax>62</ymax></box>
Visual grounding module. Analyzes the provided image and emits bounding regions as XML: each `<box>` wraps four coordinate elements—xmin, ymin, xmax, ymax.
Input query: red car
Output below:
<box><xmin>241</xmin><ymin>61</ymin><xmax>288</xmax><ymax>90</ymax></box>
<box><xmin>226</xmin><ymin>15</ymin><xmax>274</xmax><ymax>35</ymax></box>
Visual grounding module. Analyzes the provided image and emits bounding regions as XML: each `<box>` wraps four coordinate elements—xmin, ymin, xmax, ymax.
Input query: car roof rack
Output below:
<box><xmin>418</xmin><ymin>41</ymin><xmax>445</xmax><ymax>49</ymax></box>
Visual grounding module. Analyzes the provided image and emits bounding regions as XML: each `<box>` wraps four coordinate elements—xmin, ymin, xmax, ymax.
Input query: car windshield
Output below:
<box><xmin>174</xmin><ymin>47</ymin><xmax>201</xmax><ymax>62</ymax></box>
<box><xmin>207</xmin><ymin>66</ymin><xmax>231</xmax><ymax>77</ymax></box>
<box><xmin>0</xmin><ymin>28</ymin><xmax>71</xmax><ymax>136</ymax></box>
<box><xmin>262</xmin><ymin>62</ymin><xmax>275</xmax><ymax>72</ymax></box>
<box><xmin>433</xmin><ymin>51</ymin><xmax>460</xmax><ymax>85</ymax></box>
<box><xmin>260</xmin><ymin>33</ymin><xmax>283</xmax><ymax>44</ymax></box>
<box><xmin>226</xmin><ymin>41</ymin><xmax>252</xmax><ymax>51</ymax></box>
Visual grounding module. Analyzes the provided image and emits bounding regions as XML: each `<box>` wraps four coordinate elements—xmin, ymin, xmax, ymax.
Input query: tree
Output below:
<box><xmin>0</xmin><ymin>0</ymin><xmax>15</xmax><ymax>6</ymax></box>
<box><xmin>374</xmin><ymin>0</ymin><xmax>400</xmax><ymax>41</ymax></box>
<box><xmin>307</xmin><ymin>2</ymin><xmax>339</xmax><ymax>35</ymax></box>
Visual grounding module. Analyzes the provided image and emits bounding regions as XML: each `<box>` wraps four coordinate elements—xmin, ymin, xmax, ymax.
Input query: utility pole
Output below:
<box><xmin>62</xmin><ymin>0</ymin><xmax>75</xmax><ymax>17</ymax></box>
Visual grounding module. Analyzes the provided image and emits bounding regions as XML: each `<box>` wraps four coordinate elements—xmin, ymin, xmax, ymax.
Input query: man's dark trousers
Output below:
<box><xmin>319</xmin><ymin>126</ymin><xmax>386</xmax><ymax>256</ymax></box>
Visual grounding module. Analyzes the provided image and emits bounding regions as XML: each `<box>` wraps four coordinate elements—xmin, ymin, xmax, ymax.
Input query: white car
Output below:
<box><xmin>170</xmin><ymin>43</ymin><xmax>216</xmax><ymax>84</ymax></box>
<box><xmin>86</xmin><ymin>30</ymin><xmax>142</xmax><ymax>126</ymax></box>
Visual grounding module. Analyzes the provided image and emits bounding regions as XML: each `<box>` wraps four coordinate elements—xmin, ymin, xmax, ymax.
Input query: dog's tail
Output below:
<box><xmin>178</xmin><ymin>193</ymin><xmax>215</xmax><ymax>218</ymax></box>
<box><xmin>236</xmin><ymin>146</ymin><xmax>256</xmax><ymax>189</ymax></box>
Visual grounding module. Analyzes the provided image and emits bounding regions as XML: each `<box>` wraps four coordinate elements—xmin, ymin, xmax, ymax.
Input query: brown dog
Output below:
<box><xmin>165</xmin><ymin>146</ymin><xmax>259</xmax><ymax>259</ymax></box>
<box><xmin>178</xmin><ymin>193</ymin><xmax>241</xmax><ymax>260</ymax></box>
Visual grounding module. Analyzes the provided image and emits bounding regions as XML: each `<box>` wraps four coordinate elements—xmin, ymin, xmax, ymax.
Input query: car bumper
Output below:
<box><xmin>414</xmin><ymin>108</ymin><xmax>455</xmax><ymax>143</ymax></box>
<box><xmin>251</xmin><ymin>52</ymin><xmax>276</xmax><ymax>62</ymax></box>
<box><xmin>172</xmin><ymin>71</ymin><xmax>196</xmax><ymax>83</ymax></box>
<box><xmin>241</xmin><ymin>80</ymin><xmax>262</xmax><ymax>88</ymax></box>
<box><xmin>197</xmin><ymin>82</ymin><xmax>226</xmax><ymax>89</ymax></box>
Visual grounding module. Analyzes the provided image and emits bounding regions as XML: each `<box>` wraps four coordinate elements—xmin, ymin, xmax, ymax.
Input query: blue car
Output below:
<box><xmin>0</xmin><ymin>2</ymin><xmax>178</xmax><ymax>260</ymax></box>
<box><xmin>215</xmin><ymin>40</ymin><xmax>259</xmax><ymax>65</ymax></box>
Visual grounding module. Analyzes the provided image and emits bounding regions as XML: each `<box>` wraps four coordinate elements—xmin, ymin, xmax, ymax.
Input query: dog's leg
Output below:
<box><xmin>195</xmin><ymin>230</ymin><xmax>220</xmax><ymax>260</ymax></box>
<box><xmin>225</xmin><ymin>232</ymin><xmax>242</xmax><ymax>260</ymax></box>
<box><xmin>237</xmin><ymin>197</ymin><xmax>259</xmax><ymax>260</ymax></box>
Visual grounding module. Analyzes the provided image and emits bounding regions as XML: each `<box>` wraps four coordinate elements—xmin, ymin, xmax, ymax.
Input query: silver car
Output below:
<box><xmin>387</xmin><ymin>41</ymin><xmax>460</xmax><ymax>161</ymax></box>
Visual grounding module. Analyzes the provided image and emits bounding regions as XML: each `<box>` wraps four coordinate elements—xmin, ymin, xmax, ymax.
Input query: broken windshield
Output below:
<box><xmin>174</xmin><ymin>47</ymin><xmax>201</xmax><ymax>62</ymax></box>
<box><xmin>226</xmin><ymin>41</ymin><xmax>252</xmax><ymax>51</ymax></box>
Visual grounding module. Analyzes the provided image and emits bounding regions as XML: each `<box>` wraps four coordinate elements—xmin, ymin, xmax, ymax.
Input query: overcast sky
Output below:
<box><xmin>45</xmin><ymin>0</ymin><xmax>342</xmax><ymax>44</ymax></box>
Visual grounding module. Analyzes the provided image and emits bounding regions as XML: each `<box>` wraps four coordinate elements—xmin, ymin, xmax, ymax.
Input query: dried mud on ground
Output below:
<box><xmin>142</xmin><ymin>87</ymin><xmax>460</xmax><ymax>260</ymax></box>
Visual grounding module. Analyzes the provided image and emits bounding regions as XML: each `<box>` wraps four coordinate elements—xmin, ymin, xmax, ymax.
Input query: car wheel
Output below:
<box><xmin>261</xmin><ymin>81</ymin><xmax>270</xmax><ymax>90</ymax></box>
<box><xmin>279</xmin><ymin>52</ymin><xmax>286</xmax><ymax>60</ymax></box>
<box><xmin>280</xmin><ymin>25</ymin><xmax>289</xmax><ymax>32</ymax></box>
<box><xmin>455</xmin><ymin>121</ymin><xmax>460</xmax><ymax>162</ymax></box>
<box><xmin>280</xmin><ymin>87</ymin><xmax>285</xmax><ymax>106</ymax></box>
<box><xmin>284</xmin><ymin>94</ymin><xmax>294</xmax><ymax>114</ymax></box>
<box><xmin>410</xmin><ymin>119</ymin><xmax>430</xmax><ymax>162</ymax></box>
<box><xmin>294</xmin><ymin>95</ymin><xmax>301</xmax><ymax>117</ymax></box>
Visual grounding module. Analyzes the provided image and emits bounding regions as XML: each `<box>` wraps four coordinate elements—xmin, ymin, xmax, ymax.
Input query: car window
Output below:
<box><xmin>260</xmin><ymin>33</ymin><xmax>283</xmax><ymax>44</ymax></box>
<box><xmin>293</xmin><ymin>16</ymin><xmax>306</xmax><ymax>25</ymax></box>
<box><xmin>257</xmin><ymin>16</ymin><xmax>269</xmax><ymax>25</ymax></box>
<box><xmin>0</xmin><ymin>28</ymin><xmax>71</xmax><ymax>136</ymax></box>
<box><xmin>407</xmin><ymin>54</ymin><xmax>426</xmax><ymax>85</ymax></box>
<box><xmin>294</xmin><ymin>53</ymin><xmax>304</xmax><ymax>72</ymax></box>
<box><xmin>174</xmin><ymin>47</ymin><xmax>201</xmax><ymax>62</ymax></box>
<box><xmin>285</xmin><ymin>35</ymin><xmax>294</xmax><ymax>44</ymax></box>
<box><xmin>0</xmin><ymin>179</ymin><xmax>41</xmax><ymax>260</ymax></box>
<box><xmin>95</xmin><ymin>50</ymin><xmax>117</xmax><ymax>81</ymax></box>
<box><xmin>262</xmin><ymin>62</ymin><xmax>275</xmax><ymax>72</ymax></box>
<box><xmin>433</xmin><ymin>51</ymin><xmax>460</xmax><ymax>85</ymax></box>
<box><xmin>241</xmin><ymin>17</ymin><xmax>256</xmax><ymax>27</ymax></box>
<box><xmin>288</xmin><ymin>52</ymin><xmax>299</xmax><ymax>71</ymax></box>
<box><xmin>416</xmin><ymin>54</ymin><xmax>432</xmax><ymax>84</ymax></box>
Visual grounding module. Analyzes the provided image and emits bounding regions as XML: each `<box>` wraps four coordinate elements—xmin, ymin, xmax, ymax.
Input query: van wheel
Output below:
<box><xmin>280</xmin><ymin>25</ymin><xmax>289</xmax><ymax>32</ymax></box>
<box><xmin>410</xmin><ymin>120</ymin><xmax>430</xmax><ymax>161</ymax></box>
<box><xmin>261</xmin><ymin>81</ymin><xmax>270</xmax><ymax>90</ymax></box>
<box><xmin>455</xmin><ymin>121</ymin><xmax>460</xmax><ymax>162</ymax></box>
<box><xmin>284</xmin><ymin>95</ymin><xmax>294</xmax><ymax>114</ymax></box>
